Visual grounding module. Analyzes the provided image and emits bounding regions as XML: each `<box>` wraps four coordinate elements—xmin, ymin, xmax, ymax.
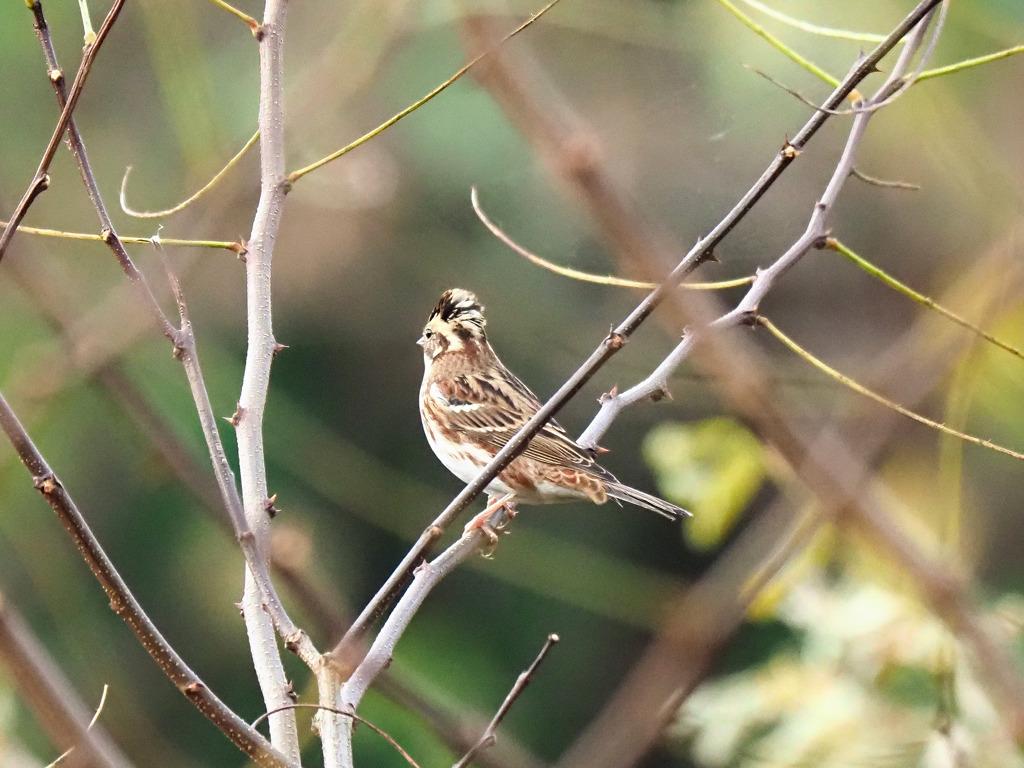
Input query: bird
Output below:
<box><xmin>417</xmin><ymin>288</ymin><xmax>689</xmax><ymax>533</ymax></box>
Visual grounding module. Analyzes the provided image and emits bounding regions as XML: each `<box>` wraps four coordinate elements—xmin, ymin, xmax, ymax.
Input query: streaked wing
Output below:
<box><xmin>428</xmin><ymin>368</ymin><xmax>610</xmax><ymax>477</ymax></box>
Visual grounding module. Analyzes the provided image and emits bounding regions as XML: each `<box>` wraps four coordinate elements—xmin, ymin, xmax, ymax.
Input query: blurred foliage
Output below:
<box><xmin>676</xmin><ymin>575</ymin><xmax>1024</xmax><ymax>767</ymax></box>
<box><xmin>1</xmin><ymin>1</ymin><xmax>1024</xmax><ymax>767</ymax></box>
<box><xmin>644</xmin><ymin>419</ymin><xmax>767</xmax><ymax>549</ymax></box>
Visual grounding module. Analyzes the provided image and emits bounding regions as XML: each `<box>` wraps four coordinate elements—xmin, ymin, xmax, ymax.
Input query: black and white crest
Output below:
<box><xmin>429</xmin><ymin>289</ymin><xmax>486</xmax><ymax>328</ymax></box>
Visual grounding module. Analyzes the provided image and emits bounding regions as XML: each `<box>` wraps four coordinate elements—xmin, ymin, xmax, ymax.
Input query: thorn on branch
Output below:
<box><xmin>285</xmin><ymin>679</ymin><xmax>298</xmax><ymax>702</ymax></box>
<box><xmin>599</xmin><ymin>384</ymin><xmax>619</xmax><ymax>404</ymax></box>
<box><xmin>32</xmin><ymin>472</ymin><xmax>59</xmax><ymax>496</ymax></box>
<box><xmin>265</xmin><ymin>493</ymin><xmax>281</xmax><ymax>518</ymax></box>
<box><xmin>225</xmin><ymin>404</ymin><xmax>245</xmax><ymax>427</ymax></box>
<box><xmin>235</xmin><ymin>237</ymin><xmax>249</xmax><ymax>262</ymax></box>
<box><xmin>696</xmin><ymin>246</ymin><xmax>719</xmax><ymax>265</ymax></box>
<box><xmin>605</xmin><ymin>330</ymin><xmax>626</xmax><ymax>351</ymax></box>
<box><xmin>272</xmin><ymin>341</ymin><xmax>288</xmax><ymax>356</ymax></box>
<box><xmin>781</xmin><ymin>137</ymin><xmax>801</xmax><ymax>159</ymax></box>
<box><xmin>284</xmin><ymin>630</ymin><xmax>306</xmax><ymax>654</ymax></box>
<box><xmin>650</xmin><ymin>386</ymin><xmax>673</xmax><ymax>403</ymax></box>
<box><xmin>235</xmin><ymin>601</ymin><xmax>245</xmax><ymax>616</ymax></box>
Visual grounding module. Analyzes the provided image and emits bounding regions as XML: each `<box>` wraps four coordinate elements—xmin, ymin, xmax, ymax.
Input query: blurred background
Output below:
<box><xmin>2</xmin><ymin>0</ymin><xmax>1024</xmax><ymax>766</ymax></box>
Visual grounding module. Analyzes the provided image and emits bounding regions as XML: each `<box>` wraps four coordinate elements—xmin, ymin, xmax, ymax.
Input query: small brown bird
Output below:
<box><xmin>418</xmin><ymin>288</ymin><xmax>689</xmax><ymax>530</ymax></box>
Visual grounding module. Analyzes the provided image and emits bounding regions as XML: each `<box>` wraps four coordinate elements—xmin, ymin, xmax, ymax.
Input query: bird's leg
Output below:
<box><xmin>465</xmin><ymin>492</ymin><xmax>517</xmax><ymax>548</ymax></box>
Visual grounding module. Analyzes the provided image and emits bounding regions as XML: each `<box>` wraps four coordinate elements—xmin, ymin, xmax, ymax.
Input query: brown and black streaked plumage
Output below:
<box><xmin>418</xmin><ymin>288</ymin><xmax>689</xmax><ymax>522</ymax></box>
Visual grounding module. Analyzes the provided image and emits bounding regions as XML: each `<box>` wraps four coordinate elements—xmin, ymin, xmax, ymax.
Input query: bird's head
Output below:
<box><xmin>418</xmin><ymin>288</ymin><xmax>487</xmax><ymax>361</ymax></box>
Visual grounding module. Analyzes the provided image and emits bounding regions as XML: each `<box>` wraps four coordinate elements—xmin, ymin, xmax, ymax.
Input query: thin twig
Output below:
<box><xmin>0</xmin><ymin>390</ymin><xmax>295</xmax><ymax>768</ymax></box>
<box><xmin>850</xmin><ymin>167</ymin><xmax>920</xmax><ymax>190</ymax></box>
<box><xmin>252</xmin><ymin>703</ymin><xmax>423</xmax><ymax>768</ymax></box>
<box><xmin>0</xmin><ymin>0</ymin><xmax>125</xmax><ymax>266</ymax></box>
<box><xmin>334</xmin><ymin>0</ymin><xmax>942</xmax><ymax>672</ymax></box>
<box><xmin>757</xmin><ymin>315</ymin><xmax>1024</xmax><ymax>461</ymax></box>
<box><xmin>286</xmin><ymin>0</ymin><xmax>567</xmax><ymax>184</ymax></box>
<box><xmin>471</xmin><ymin>188</ymin><xmax>753</xmax><ymax>291</ymax></box>
<box><xmin>829</xmin><ymin>238</ymin><xmax>1024</xmax><ymax>361</ymax></box>
<box><xmin>453</xmin><ymin>634</ymin><xmax>560</xmax><ymax>768</ymax></box>
<box><xmin>207</xmin><ymin>0</ymin><xmax>261</xmax><ymax>32</ymax></box>
<box><xmin>337</xmin><ymin>530</ymin><xmax>493</xmax><ymax>765</ymax></box>
<box><xmin>44</xmin><ymin>685</ymin><xmax>109</xmax><ymax>768</ymax></box>
<box><xmin>0</xmin><ymin>220</ymin><xmax>240</xmax><ymax>250</ymax></box>
<box><xmin>119</xmin><ymin>131</ymin><xmax>260</xmax><ymax>219</ymax></box>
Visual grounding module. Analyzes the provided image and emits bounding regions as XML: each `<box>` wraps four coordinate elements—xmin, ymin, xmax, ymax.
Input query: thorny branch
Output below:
<box><xmin>20</xmin><ymin>0</ymin><xmax>316</xmax><ymax>760</ymax></box>
<box><xmin>453</xmin><ymin>634</ymin><xmax>560</xmax><ymax>768</ymax></box>
<box><xmin>0</xmin><ymin>0</ymin><xmax>125</xmax><ymax>266</ymax></box>
<box><xmin>235</xmin><ymin>0</ymin><xmax>313</xmax><ymax>762</ymax></box>
<box><xmin>4</xmin><ymin>251</ymin><xmax>543</xmax><ymax>768</ymax></box>
<box><xmin>459</xmin><ymin>1</ymin><xmax>1024</xmax><ymax>763</ymax></box>
<box><xmin>0</xmin><ymin>390</ymin><xmax>295</xmax><ymax>768</ymax></box>
<box><xmin>333</xmin><ymin>0</ymin><xmax>944</xmax><ymax>672</ymax></box>
<box><xmin>460</xmin><ymin>1</ymin><xmax>1024</xmax><ymax>764</ymax></box>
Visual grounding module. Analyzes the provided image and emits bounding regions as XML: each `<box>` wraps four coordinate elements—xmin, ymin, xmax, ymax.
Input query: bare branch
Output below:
<box><xmin>580</xmin><ymin>6</ymin><xmax>939</xmax><ymax>450</ymax></box>
<box><xmin>235</xmin><ymin>0</ymin><xmax>307</xmax><ymax>761</ymax></box>
<box><xmin>0</xmin><ymin>0</ymin><xmax>125</xmax><ymax>266</ymax></box>
<box><xmin>0</xmin><ymin>390</ymin><xmax>295</xmax><ymax>768</ymax></box>
<box><xmin>334</xmin><ymin>0</ymin><xmax>942</xmax><ymax>690</ymax></box>
<box><xmin>119</xmin><ymin>131</ymin><xmax>260</xmax><ymax>219</ymax></box>
<box><xmin>337</xmin><ymin>531</ymin><xmax>493</xmax><ymax>764</ymax></box>
<box><xmin>453</xmin><ymin>634</ymin><xmax>560</xmax><ymax>768</ymax></box>
<box><xmin>24</xmin><ymin>0</ymin><xmax>315</xmax><ymax>761</ymax></box>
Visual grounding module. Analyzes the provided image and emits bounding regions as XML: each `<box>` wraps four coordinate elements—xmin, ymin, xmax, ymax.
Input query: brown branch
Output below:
<box><xmin>453</xmin><ymin>634</ymin><xmax>560</xmax><ymax>768</ymax></box>
<box><xmin>0</xmin><ymin>0</ymin><xmax>126</xmax><ymax>267</ymax></box>
<box><xmin>0</xmin><ymin>390</ymin><xmax>295</xmax><ymax>768</ymax></box>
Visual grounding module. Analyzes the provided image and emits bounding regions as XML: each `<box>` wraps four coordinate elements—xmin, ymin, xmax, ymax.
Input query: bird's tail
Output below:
<box><xmin>604</xmin><ymin>481</ymin><xmax>690</xmax><ymax>521</ymax></box>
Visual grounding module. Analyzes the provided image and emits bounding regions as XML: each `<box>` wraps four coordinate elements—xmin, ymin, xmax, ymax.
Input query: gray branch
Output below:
<box><xmin>579</xmin><ymin>9</ymin><xmax>939</xmax><ymax>451</ymax></box>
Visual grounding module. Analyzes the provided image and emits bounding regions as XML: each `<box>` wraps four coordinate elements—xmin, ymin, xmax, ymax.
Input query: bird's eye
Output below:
<box><xmin>423</xmin><ymin>329</ymin><xmax>433</xmax><ymax>339</ymax></box>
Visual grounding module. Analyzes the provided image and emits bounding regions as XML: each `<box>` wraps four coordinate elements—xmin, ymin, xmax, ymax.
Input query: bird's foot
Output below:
<box><xmin>465</xmin><ymin>493</ymin><xmax>517</xmax><ymax>556</ymax></box>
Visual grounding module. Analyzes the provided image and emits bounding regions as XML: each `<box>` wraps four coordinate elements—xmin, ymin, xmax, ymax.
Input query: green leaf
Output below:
<box><xmin>643</xmin><ymin>419</ymin><xmax>766</xmax><ymax>549</ymax></box>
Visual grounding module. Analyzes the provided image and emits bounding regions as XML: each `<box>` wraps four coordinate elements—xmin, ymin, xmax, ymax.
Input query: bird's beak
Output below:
<box><xmin>416</xmin><ymin>336</ymin><xmax>425</xmax><ymax>346</ymax></box>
